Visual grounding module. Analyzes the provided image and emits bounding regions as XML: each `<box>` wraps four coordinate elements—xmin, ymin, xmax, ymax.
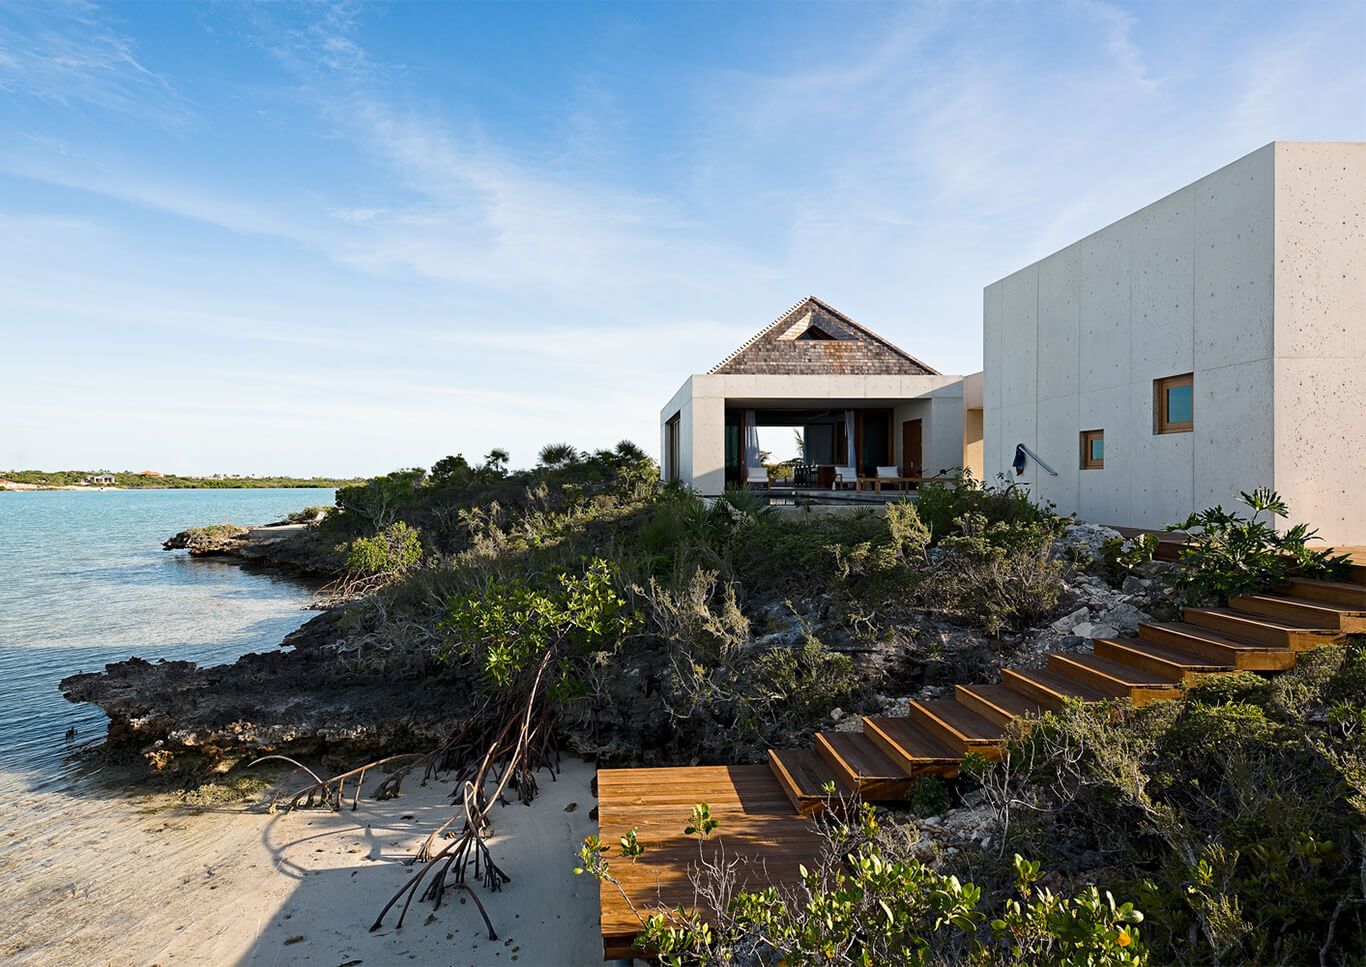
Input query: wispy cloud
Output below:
<box><xmin>0</xmin><ymin>0</ymin><xmax>191</xmax><ymax>125</ymax></box>
<box><xmin>2</xmin><ymin>0</ymin><xmax>1362</xmax><ymax>474</ymax></box>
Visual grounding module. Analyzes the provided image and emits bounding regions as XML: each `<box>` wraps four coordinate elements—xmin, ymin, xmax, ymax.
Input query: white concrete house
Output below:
<box><xmin>661</xmin><ymin>297</ymin><xmax>982</xmax><ymax>495</ymax></box>
<box><xmin>984</xmin><ymin>141</ymin><xmax>1365</xmax><ymax>543</ymax></box>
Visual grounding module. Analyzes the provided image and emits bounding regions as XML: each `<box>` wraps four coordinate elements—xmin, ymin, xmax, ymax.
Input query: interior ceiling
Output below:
<box><xmin>727</xmin><ymin>399</ymin><xmax>923</xmax><ymax>411</ymax></box>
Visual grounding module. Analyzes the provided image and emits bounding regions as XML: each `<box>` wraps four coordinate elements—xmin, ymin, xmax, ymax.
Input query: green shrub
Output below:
<box><xmin>916</xmin><ymin>472</ymin><xmax>1063</xmax><ymax>543</ymax></box>
<box><xmin>975</xmin><ymin>641</ymin><xmax>1366</xmax><ymax>964</ymax></box>
<box><xmin>753</xmin><ymin>639</ymin><xmax>856</xmax><ymax>722</ymax></box>
<box><xmin>185</xmin><ymin>522</ymin><xmax>247</xmax><ymax>541</ymax></box>
<box><xmin>1165</xmin><ymin>488</ymin><xmax>1350</xmax><ymax>605</ymax></box>
<box><xmin>284</xmin><ymin>506</ymin><xmax>328</xmax><ymax>524</ymax></box>
<box><xmin>345</xmin><ymin>521</ymin><xmax>423</xmax><ymax>576</ymax></box>
<box><xmin>442</xmin><ymin>558</ymin><xmax>633</xmax><ymax>691</ymax></box>
<box><xmin>886</xmin><ymin>498</ymin><xmax>931</xmax><ymax>561</ymax></box>
<box><xmin>907</xmin><ymin>774</ymin><xmax>952</xmax><ymax>817</ymax></box>
<box><xmin>587</xmin><ymin>803</ymin><xmax>1147</xmax><ymax>966</ymax></box>
<box><xmin>335</xmin><ymin>467</ymin><xmax>427</xmax><ymax>530</ymax></box>
<box><xmin>1099</xmin><ymin>533</ymin><xmax>1158</xmax><ymax>586</ymax></box>
<box><xmin>922</xmin><ymin>514</ymin><xmax>1068</xmax><ymax>634</ymax></box>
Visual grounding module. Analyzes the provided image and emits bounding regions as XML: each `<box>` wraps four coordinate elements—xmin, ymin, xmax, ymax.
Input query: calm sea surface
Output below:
<box><xmin>0</xmin><ymin>488</ymin><xmax>333</xmax><ymax>793</ymax></box>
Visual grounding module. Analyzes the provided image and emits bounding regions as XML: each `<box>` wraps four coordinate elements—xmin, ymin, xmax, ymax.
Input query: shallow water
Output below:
<box><xmin>0</xmin><ymin>488</ymin><xmax>332</xmax><ymax>793</ymax></box>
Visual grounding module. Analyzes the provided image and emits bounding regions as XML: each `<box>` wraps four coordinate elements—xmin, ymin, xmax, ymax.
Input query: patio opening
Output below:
<box><xmin>724</xmin><ymin>407</ymin><xmax>894</xmax><ymax>488</ymax></box>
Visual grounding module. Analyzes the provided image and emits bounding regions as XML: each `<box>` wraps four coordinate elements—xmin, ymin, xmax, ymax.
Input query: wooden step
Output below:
<box><xmin>768</xmin><ymin>748</ymin><xmax>840</xmax><ymax>816</ymax></box>
<box><xmin>814</xmin><ymin>732</ymin><xmax>916</xmax><ymax>800</ymax></box>
<box><xmin>1138</xmin><ymin>622</ymin><xmax>1296</xmax><ymax>671</ymax></box>
<box><xmin>954</xmin><ymin>685</ymin><xmax>1049</xmax><ymax>729</ymax></box>
<box><xmin>1046</xmin><ymin>653</ymin><xmax>1183</xmax><ymax>707</ymax></box>
<box><xmin>1184</xmin><ymin>606</ymin><xmax>1345</xmax><ymax>649</ymax></box>
<box><xmin>1230</xmin><ymin>594</ymin><xmax>1366</xmax><ymax>632</ymax></box>
<box><xmin>862</xmin><ymin>717</ymin><xmax>962</xmax><ymax>775</ymax></box>
<box><xmin>1000</xmin><ymin>667</ymin><xmax>1112</xmax><ymax>711</ymax></box>
<box><xmin>907</xmin><ymin>700</ymin><xmax>1005</xmax><ymax>758</ymax></box>
<box><xmin>1094</xmin><ymin>637</ymin><xmax>1230</xmax><ymax>682</ymax></box>
<box><xmin>1282</xmin><ymin>577</ymin><xmax>1366</xmax><ymax>607</ymax></box>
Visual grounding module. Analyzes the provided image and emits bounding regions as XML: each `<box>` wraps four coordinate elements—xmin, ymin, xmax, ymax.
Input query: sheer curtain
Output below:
<box><xmin>844</xmin><ymin>410</ymin><xmax>856</xmax><ymax>468</ymax></box>
<box><xmin>744</xmin><ymin>410</ymin><xmax>761</xmax><ymax>469</ymax></box>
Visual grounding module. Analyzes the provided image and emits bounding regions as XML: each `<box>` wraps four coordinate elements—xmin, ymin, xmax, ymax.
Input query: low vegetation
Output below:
<box><xmin>1166</xmin><ymin>487</ymin><xmax>1351</xmax><ymax>605</ymax></box>
<box><xmin>232</xmin><ymin>448</ymin><xmax>1361</xmax><ymax>963</ymax></box>
<box><xmin>182</xmin><ymin>523</ymin><xmax>248</xmax><ymax>541</ymax></box>
<box><xmin>965</xmin><ymin>637</ymin><xmax>1366</xmax><ymax>965</ymax></box>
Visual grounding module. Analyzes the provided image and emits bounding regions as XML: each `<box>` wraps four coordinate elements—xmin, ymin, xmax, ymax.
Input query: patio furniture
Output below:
<box><xmin>866</xmin><ymin>465</ymin><xmax>914</xmax><ymax>492</ymax></box>
<box><xmin>746</xmin><ymin>466</ymin><xmax>770</xmax><ymax>489</ymax></box>
<box><xmin>832</xmin><ymin>465</ymin><xmax>857</xmax><ymax>490</ymax></box>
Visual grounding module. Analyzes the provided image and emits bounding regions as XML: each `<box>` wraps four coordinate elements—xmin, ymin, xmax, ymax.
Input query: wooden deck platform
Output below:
<box><xmin>596</xmin><ymin>765</ymin><xmax>821</xmax><ymax>960</ymax></box>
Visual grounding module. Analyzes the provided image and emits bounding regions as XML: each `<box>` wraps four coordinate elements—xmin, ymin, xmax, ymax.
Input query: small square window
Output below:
<box><xmin>1155</xmin><ymin>373</ymin><xmax>1194</xmax><ymax>434</ymax></box>
<box><xmin>1080</xmin><ymin>429</ymin><xmax>1104</xmax><ymax>469</ymax></box>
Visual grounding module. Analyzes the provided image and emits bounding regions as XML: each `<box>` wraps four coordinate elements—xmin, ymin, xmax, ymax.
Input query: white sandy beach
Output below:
<box><xmin>0</xmin><ymin>758</ymin><xmax>603</xmax><ymax>967</ymax></box>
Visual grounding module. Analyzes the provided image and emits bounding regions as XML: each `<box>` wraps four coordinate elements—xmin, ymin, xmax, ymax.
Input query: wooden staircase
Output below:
<box><xmin>766</xmin><ymin>571</ymin><xmax>1365</xmax><ymax>814</ymax></box>
<box><xmin>597</xmin><ymin>546</ymin><xmax>1365</xmax><ymax>958</ymax></box>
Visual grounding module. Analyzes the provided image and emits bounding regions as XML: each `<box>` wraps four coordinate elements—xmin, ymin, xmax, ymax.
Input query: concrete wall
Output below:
<box><xmin>1272</xmin><ymin>142</ymin><xmax>1366</xmax><ymax>543</ymax></box>
<box><xmin>660</xmin><ymin>378</ymin><xmax>695</xmax><ymax>485</ymax></box>
<box><xmin>984</xmin><ymin>141</ymin><xmax>1365</xmax><ymax>543</ymax></box>
<box><xmin>985</xmin><ymin>144</ymin><xmax>1278</xmax><ymax>528</ymax></box>
<box><xmin>962</xmin><ymin>371</ymin><xmax>984</xmax><ymax>480</ymax></box>
<box><xmin>662</xmin><ymin>373</ymin><xmax>965</xmax><ymax>495</ymax></box>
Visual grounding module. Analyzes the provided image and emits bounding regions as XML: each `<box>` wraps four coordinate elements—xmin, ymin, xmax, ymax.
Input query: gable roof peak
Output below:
<box><xmin>707</xmin><ymin>297</ymin><xmax>940</xmax><ymax>376</ymax></box>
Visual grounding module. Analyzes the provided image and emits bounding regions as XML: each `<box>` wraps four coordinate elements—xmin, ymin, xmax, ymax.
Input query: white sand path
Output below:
<box><xmin>0</xmin><ymin>759</ymin><xmax>603</xmax><ymax>967</ymax></box>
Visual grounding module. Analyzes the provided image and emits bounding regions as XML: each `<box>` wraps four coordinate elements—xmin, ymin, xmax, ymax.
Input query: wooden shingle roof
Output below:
<box><xmin>708</xmin><ymin>296</ymin><xmax>939</xmax><ymax>377</ymax></box>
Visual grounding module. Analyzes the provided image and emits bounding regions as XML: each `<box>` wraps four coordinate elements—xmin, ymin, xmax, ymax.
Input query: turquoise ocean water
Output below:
<box><xmin>0</xmin><ymin>488</ymin><xmax>332</xmax><ymax>793</ymax></box>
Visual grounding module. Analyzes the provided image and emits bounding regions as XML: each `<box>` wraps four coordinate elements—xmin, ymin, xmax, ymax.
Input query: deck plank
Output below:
<box><xmin>597</xmin><ymin>765</ymin><xmax>822</xmax><ymax>956</ymax></box>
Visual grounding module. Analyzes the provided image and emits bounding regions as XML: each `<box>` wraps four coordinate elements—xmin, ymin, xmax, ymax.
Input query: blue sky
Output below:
<box><xmin>2</xmin><ymin>0</ymin><xmax>1362</xmax><ymax>477</ymax></box>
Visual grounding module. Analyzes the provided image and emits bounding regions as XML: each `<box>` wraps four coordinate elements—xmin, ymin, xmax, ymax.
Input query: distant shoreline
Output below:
<box><xmin>0</xmin><ymin>476</ymin><xmax>360</xmax><ymax>492</ymax></box>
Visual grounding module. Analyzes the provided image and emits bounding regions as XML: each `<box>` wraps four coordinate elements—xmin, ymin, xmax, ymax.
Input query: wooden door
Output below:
<box><xmin>902</xmin><ymin>419</ymin><xmax>922</xmax><ymax>477</ymax></box>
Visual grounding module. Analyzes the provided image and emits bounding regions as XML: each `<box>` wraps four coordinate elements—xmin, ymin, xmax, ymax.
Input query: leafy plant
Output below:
<box><xmin>975</xmin><ymin>638</ymin><xmax>1366</xmax><ymax>964</ymax></box>
<box><xmin>916</xmin><ymin>471</ymin><xmax>1063</xmax><ymax>543</ymax></box>
<box><xmin>609</xmin><ymin>801</ymin><xmax>1147</xmax><ymax>965</ymax></box>
<box><xmin>1165</xmin><ymin>488</ymin><xmax>1349</xmax><ymax>605</ymax></box>
<box><xmin>1099</xmin><ymin>533</ymin><xmax>1158</xmax><ymax>586</ymax></box>
<box><xmin>442</xmin><ymin>558</ymin><xmax>633</xmax><ymax>691</ymax></box>
<box><xmin>923</xmin><ymin>513</ymin><xmax>1068</xmax><ymax>634</ymax></box>
<box><xmin>906</xmin><ymin>775</ymin><xmax>952</xmax><ymax>817</ymax></box>
<box><xmin>345</xmin><ymin>520</ymin><xmax>423</xmax><ymax>576</ymax></box>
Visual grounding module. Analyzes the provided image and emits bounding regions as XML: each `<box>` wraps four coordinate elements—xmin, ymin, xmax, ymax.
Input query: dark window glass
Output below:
<box><xmin>1166</xmin><ymin>384</ymin><xmax>1193</xmax><ymax>424</ymax></box>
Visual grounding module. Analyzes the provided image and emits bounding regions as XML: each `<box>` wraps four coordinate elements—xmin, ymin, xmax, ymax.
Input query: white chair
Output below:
<box><xmin>745</xmin><ymin>466</ymin><xmax>770</xmax><ymax>489</ymax></box>
<box><xmin>875</xmin><ymin>465</ymin><xmax>906</xmax><ymax>493</ymax></box>
<box><xmin>833</xmin><ymin>465</ymin><xmax>857</xmax><ymax>490</ymax></box>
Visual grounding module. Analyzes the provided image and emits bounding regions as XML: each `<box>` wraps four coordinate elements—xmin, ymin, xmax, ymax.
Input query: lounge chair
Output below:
<box><xmin>873</xmin><ymin>465</ymin><xmax>913</xmax><ymax>493</ymax></box>
<box><xmin>745</xmin><ymin>466</ymin><xmax>770</xmax><ymax>489</ymax></box>
<box><xmin>832</xmin><ymin>465</ymin><xmax>857</xmax><ymax>490</ymax></box>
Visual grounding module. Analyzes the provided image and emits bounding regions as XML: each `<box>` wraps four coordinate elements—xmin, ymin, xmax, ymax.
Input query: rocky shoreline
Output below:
<box><xmin>59</xmin><ymin>609</ymin><xmax>469</xmax><ymax>771</ymax></box>
<box><xmin>64</xmin><ymin>517</ymin><xmax>1178</xmax><ymax>776</ymax></box>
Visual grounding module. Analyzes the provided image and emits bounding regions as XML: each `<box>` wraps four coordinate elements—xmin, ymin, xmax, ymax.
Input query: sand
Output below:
<box><xmin>0</xmin><ymin>759</ymin><xmax>604</xmax><ymax>967</ymax></box>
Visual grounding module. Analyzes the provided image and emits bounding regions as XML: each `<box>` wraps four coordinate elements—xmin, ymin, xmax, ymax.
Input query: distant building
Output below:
<box><xmin>660</xmin><ymin>296</ymin><xmax>982</xmax><ymax>494</ymax></box>
<box><xmin>138</xmin><ymin>470</ymin><xmax>163</xmax><ymax>477</ymax></box>
<box><xmin>88</xmin><ymin>473</ymin><xmax>116</xmax><ymax>485</ymax></box>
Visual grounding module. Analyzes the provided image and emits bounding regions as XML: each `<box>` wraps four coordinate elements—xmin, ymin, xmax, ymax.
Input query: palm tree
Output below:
<box><xmin>537</xmin><ymin>443</ymin><xmax>582</xmax><ymax>468</ymax></box>
<box><xmin>613</xmin><ymin>440</ymin><xmax>648</xmax><ymax>462</ymax></box>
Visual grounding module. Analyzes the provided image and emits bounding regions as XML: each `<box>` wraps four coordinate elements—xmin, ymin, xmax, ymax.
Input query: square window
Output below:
<box><xmin>1081</xmin><ymin>429</ymin><xmax>1104</xmax><ymax>469</ymax></box>
<box><xmin>1155</xmin><ymin>373</ymin><xmax>1194</xmax><ymax>433</ymax></box>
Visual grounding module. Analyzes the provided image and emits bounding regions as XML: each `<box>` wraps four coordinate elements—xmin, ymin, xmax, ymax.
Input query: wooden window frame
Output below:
<box><xmin>1080</xmin><ymin>429</ymin><xmax>1104</xmax><ymax>470</ymax></box>
<box><xmin>1154</xmin><ymin>373</ymin><xmax>1194</xmax><ymax>434</ymax></box>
